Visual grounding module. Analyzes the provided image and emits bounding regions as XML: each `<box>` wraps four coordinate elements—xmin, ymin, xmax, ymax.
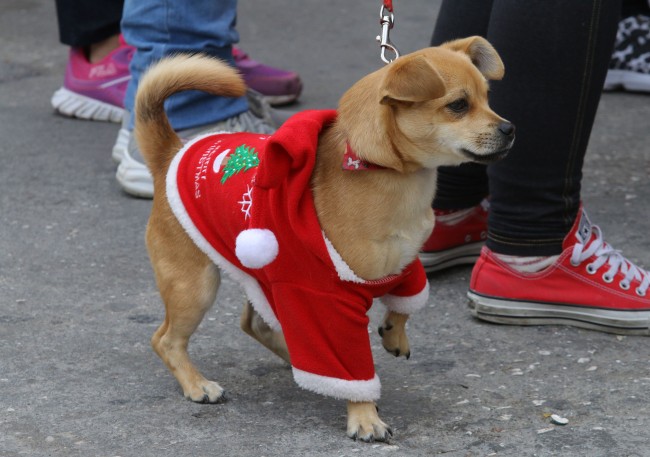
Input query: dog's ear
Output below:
<box><xmin>443</xmin><ymin>36</ymin><xmax>504</xmax><ymax>80</ymax></box>
<box><xmin>380</xmin><ymin>54</ymin><xmax>446</xmax><ymax>105</ymax></box>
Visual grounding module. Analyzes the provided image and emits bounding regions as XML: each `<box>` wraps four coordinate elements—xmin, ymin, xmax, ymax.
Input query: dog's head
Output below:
<box><xmin>338</xmin><ymin>36</ymin><xmax>514</xmax><ymax>172</ymax></box>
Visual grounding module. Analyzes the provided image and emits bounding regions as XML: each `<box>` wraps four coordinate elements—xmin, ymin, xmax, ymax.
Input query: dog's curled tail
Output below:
<box><xmin>135</xmin><ymin>53</ymin><xmax>247</xmax><ymax>177</ymax></box>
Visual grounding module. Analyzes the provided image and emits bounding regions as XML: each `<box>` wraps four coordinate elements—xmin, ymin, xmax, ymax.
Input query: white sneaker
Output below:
<box><xmin>112</xmin><ymin>114</ymin><xmax>130</xmax><ymax>163</ymax></box>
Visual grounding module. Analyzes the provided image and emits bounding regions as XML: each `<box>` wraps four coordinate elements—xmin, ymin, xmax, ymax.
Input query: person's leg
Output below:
<box><xmin>121</xmin><ymin>0</ymin><xmax>247</xmax><ymax>131</ymax></box>
<box><xmin>418</xmin><ymin>0</ymin><xmax>494</xmax><ymax>272</ymax></box>
<box><xmin>116</xmin><ymin>0</ymin><xmax>276</xmax><ymax>198</ymax></box>
<box><xmin>429</xmin><ymin>0</ymin><xmax>494</xmax><ymax>211</ymax></box>
<box><xmin>52</xmin><ymin>0</ymin><xmax>131</xmax><ymax>122</ymax></box>
<box><xmin>55</xmin><ymin>0</ymin><xmax>123</xmax><ymax>48</ymax></box>
<box><xmin>429</xmin><ymin>0</ymin><xmax>619</xmax><ymax>255</ymax></box>
<box><xmin>484</xmin><ymin>0</ymin><xmax>619</xmax><ymax>256</ymax></box>
<box><xmin>464</xmin><ymin>0</ymin><xmax>650</xmax><ymax>335</ymax></box>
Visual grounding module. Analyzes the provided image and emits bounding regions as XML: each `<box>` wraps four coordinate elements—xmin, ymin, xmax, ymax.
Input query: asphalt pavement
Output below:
<box><xmin>2</xmin><ymin>1</ymin><xmax>650</xmax><ymax>456</ymax></box>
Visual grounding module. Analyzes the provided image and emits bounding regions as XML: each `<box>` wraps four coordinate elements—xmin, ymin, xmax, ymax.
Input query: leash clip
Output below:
<box><xmin>376</xmin><ymin>5</ymin><xmax>400</xmax><ymax>64</ymax></box>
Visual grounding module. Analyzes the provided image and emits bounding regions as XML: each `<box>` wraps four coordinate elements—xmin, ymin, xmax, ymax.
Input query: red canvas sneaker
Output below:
<box><xmin>468</xmin><ymin>207</ymin><xmax>650</xmax><ymax>335</ymax></box>
<box><xmin>419</xmin><ymin>200</ymin><xmax>488</xmax><ymax>272</ymax></box>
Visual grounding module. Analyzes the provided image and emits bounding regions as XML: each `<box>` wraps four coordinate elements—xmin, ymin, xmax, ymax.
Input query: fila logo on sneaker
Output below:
<box><xmin>89</xmin><ymin>62</ymin><xmax>118</xmax><ymax>79</ymax></box>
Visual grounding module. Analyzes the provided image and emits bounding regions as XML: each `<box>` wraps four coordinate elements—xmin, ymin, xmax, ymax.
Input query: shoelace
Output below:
<box><xmin>570</xmin><ymin>225</ymin><xmax>650</xmax><ymax>296</ymax></box>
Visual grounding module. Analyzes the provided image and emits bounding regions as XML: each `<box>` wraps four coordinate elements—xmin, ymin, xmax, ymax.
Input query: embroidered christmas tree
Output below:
<box><xmin>221</xmin><ymin>144</ymin><xmax>260</xmax><ymax>184</ymax></box>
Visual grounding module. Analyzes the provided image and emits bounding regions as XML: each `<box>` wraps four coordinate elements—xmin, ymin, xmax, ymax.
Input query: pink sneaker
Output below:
<box><xmin>468</xmin><ymin>207</ymin><xmax>650</xmax><ymax>335</ymax></box>
<box><xmin>418</xmin><ymin>200</ymin><xmax>489</xmax><ymax>272</ymax></box>
<box><xmin>51</xmin><ymin>36</ymin><xmax>133</xmax><ymax>123</ymax></box>
<box><xmin>232</xmin><ymin>46</ymin><xmax>302</xmax><ymax>106</ymax></box>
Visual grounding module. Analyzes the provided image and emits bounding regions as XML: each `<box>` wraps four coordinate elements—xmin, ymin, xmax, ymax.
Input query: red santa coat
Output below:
<box><xmin>166</xmin><ymin>109</ymin><xmax>429</xmax><ymax>402</ymax></box>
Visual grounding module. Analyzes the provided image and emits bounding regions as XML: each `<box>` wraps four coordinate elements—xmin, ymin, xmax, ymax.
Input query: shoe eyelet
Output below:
<box><xmin>602</xmin><ymin>274</ymin><xmax>614</xmax><ymax>283</ymax></box>
<box><xmin>586</xmin><ymin>264</ymin><xmax>597</xmax><ymax>275</ymax></box>
<box><xmin>570</xmin><ymin>259</ymin><xmax>580</xmax><ymax>267</ymax></box>
<box><xmin>637</xmin><ymin>288</ymin><xmax>647</xmax><ymax>297</ymax></box>
<box><xmin>619</xmin><ymin>281</ymin><xmax>630</xmax><ymax>290</ymax></box>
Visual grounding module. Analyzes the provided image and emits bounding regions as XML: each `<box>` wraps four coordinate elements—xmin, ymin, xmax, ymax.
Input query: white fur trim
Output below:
<box><xmin>292</xmin><ymin>368</ymin><xmax>381</xmax><ymax>402</ymax></box>
<box><xmin>166</xmin><ymin>139</ymin><xmax>282</xmax><ymax>331</ymax></box>
<box><xmin>323</xmin><ymin>233</ymin><xmax>364</xmax><ymax>283</ymax></box>
<box><xmin>236</xmin><ymin>229</ymin><xmax>279</xmax><ymax>269</ymax></box>
<box><xmin>381</xmin><ymin>281</ymin><xmax>430</xmax><ymax>314</ymax></box>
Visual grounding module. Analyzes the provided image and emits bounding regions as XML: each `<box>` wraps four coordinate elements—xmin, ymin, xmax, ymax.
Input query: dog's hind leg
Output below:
<box><xmin>148</xmin><ymin>217</ymin><xmax>225</xmax><ymax>403</ymax></box>
<box><xmin>240</xmin><ymin>301</ymin><xmax>290</xmax><ymax>364</ymax></box>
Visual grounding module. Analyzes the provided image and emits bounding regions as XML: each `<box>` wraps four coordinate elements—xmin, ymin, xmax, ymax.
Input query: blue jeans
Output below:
<box><xmin>121</xmin><ymin>0</ymin><xmax>248</xmax><ymax>130</ymax></box>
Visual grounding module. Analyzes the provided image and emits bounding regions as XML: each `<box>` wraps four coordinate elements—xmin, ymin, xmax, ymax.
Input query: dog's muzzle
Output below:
<box><xmin>462</xmin><ymin>147</ymin><xmax>512</xmax><ymax>164</ymax></box>
<box><xmin>462</xmin><ymin>121</ymin><xmax>516</xmax><ymax>164</ymax></box>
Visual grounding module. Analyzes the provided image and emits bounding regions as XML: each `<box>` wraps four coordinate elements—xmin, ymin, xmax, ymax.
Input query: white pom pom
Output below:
<box><xmin>235</xmin><ymin>229</ymin><xmax>279</xmax><ymax>269</ymax></box>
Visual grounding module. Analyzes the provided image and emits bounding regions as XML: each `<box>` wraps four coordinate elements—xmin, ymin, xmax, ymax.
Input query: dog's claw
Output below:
<box><xmin>347</xmin><ymin>401</ymin><xmax>392</xmax><ymax>444</ymax></box>
<box><xmin>405</xmin><ymin>351</ymin><xmax>411</xmax><ymax>360</ymax></box>
<box><xmin>377</xmin><ymin>323</ymin><xmax>393</xmax><ymax>337</ymax></box>
<box><xmin>185</xmin><ymin>384</ymin><xmax>226</xmax><ymax>404</ymax></box>
<box><xmin>213</xmin><ymin>390</ymin><xmax>227</xmax><ymax>403</ymax></box>
<box><xmin>359</xmin><ymin>426</ymin><xmax>392</xmax><ymax>443</ymax></box>
<box><xmin>350</xmin><ymin>426</ymin><xmax>392</xmax><ymax>443</ymax></box>
<box><xmin>189</xmin><ymin>393</ymin><xmax>218</xmax><ymax>404</ymax></box>
<box><xmin>393</xmin><ymin>349</ymin><xmax>400</xmax><ymax>357</ymax></box>
<box><xmin>378</xmin><ymin>427</ymin><xmax>393</xmax><ymax>442</ymax></box>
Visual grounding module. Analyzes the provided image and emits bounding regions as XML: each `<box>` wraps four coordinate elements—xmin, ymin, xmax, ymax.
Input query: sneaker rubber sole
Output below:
<box><xmin>603</xmin><ymin>69</ymin><xmax>650</xmax><ymax>92</ymax></box>
<box><xmin>112</xmin><ymin>127</ymin><xmax>130</xmax><ymax>163</ymax></box>
<box><xmin>419</xmin><ymin>242</ymin><xmax>483</xmax><ymax>273</ymax></box>
<box><xmin>467</xmin><ymin>290</ymin><xmax>650</xmax><ymax>335</ymax></box>
<box><xmin>51</xmin><ymin>87</ymin><xmax>125</xmax><ymax>123</ymax></box>
<box><xmin>264</xmin><ymin>93</ymin><xmax>301</xmax><ymax>106</ymax></box>
<box><xmin>116</xmin><ymin>151</ymin><xmax>153</xmax><ymax>198</ymax></box>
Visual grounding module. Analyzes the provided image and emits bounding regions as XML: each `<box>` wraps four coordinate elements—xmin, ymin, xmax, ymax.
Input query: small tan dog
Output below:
<box><xmin>135</xmin><ymin>36</ymin><xmax>514</xmax><ymax>442</ymax></box>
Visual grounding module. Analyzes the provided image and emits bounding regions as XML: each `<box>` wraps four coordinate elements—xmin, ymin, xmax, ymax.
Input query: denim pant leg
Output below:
<box><xmin>121</xmin><ymin>0</ymin><xmax>248</xmax><ymax>130</ymax></box>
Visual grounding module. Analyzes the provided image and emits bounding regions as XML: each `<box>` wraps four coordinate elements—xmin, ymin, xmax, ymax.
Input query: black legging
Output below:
<box><xmin>431</xmin><ymin>0</ymin><xmax>621</xmax><ymax>256</ymax></box>
<box><xmin>55</xmin><ymin>0</ymin><xmax>124</xmax><ymax>47</ymax></box>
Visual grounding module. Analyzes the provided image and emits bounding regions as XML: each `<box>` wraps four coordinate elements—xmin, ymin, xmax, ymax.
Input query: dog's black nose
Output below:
<box><xmin>498</xmin><ymin>121</ymin><xmax>515</xmax><ymax>136</ymax></box>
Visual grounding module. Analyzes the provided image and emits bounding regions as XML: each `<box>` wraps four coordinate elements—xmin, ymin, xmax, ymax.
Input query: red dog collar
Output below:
<box><xmin>342</xmin><ymin>143</ymin><xmax>386</xmax><ymax>171</ymax></box>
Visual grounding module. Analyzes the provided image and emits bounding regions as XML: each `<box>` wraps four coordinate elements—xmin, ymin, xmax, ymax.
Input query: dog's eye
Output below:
<box><xmin>447</xmin><ymin>99</ymin><xmax>469</xmax><ymax>113</ymax></box>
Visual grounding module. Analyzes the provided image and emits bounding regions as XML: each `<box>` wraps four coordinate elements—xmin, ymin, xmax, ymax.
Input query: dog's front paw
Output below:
<box><xmin>184</xmin><ymin>380</ymin><xmax>226</xmax><ymax>404</ymax></box>
<box><xmin>378</xmin><ymin>311</ymin><xmax>410</xmax><ymax>359</ymax></box>
<box><xmin>347</xmin><ymin>401</ymin><xmax>393</xmax><ymax>442</ymax></box>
